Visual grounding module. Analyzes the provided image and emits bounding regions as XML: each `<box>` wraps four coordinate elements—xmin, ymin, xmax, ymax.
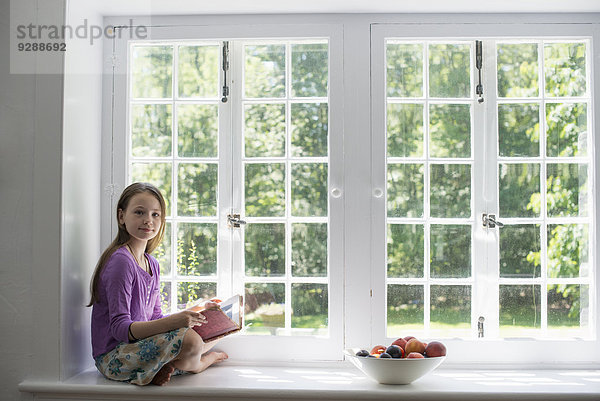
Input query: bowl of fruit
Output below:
<box><xmin>345</xmin><ymin>336</ymin><xmax>446</xmax><ymax>384</ymax></box>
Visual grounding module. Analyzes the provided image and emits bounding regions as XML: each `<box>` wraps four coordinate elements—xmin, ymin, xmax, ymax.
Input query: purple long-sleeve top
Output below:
<box><xmin>91</xmin><ymin>246</ymin><xmax>164</xmax><ymax>358</ymax></box>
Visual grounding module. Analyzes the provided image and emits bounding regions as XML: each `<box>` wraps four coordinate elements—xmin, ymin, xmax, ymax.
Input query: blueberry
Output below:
<box><xmin>379</xmin><ymin>352</ymin><xmax>392</xmax><ymax>358</ymax></box>
<box><xmin>355</xmin><ymin>349</ymin><xmax>369</xmax><ymax>357</ymax></box>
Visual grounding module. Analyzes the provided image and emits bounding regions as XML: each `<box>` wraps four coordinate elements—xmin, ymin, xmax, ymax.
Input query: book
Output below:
<box><xmin>190</xmin><ymin>294</ymin><xmax>243</xmax><ymax>342</ymax></box>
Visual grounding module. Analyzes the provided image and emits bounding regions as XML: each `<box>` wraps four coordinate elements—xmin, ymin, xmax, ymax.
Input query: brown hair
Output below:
<box><xmin>87</xmin><ymin>182</ymin><xmax>166</xmax><ymax>306</ymax></box>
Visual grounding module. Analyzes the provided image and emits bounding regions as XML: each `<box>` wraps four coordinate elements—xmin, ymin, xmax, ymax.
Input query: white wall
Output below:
<box><xmin>60</xmin><ymin>1</ymin><xmax>104</xmax><ymax>379</ymax></box>
<box><xmin>0</xmin><ymin>0</ymin><xmax>65</xmax><ymax>399</ymax></box>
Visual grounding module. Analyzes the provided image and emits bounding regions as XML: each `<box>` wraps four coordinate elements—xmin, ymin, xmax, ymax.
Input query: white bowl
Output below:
<box><xmin>344</xmin><ymin>348</ymin><xmax>445</xmax><ymax>384</ymax></box>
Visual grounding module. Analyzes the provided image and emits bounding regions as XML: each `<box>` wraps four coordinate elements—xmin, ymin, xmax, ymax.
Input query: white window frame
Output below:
<box><xmin>100</xmin><ymin>15</ymin><xmax>600</xmax><ymax>366</ymax></box>
<box><xmin>371</xmin><ymin>22</ymin><xmax>599</xmax><ymax>366</ymax></box>
<box><xmin>107</xmin><ymin>23</ymin><xmax>344</xmax><ymax>361</ymax></box>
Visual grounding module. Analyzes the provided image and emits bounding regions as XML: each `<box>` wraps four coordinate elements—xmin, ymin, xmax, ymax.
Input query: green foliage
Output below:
<box><xmin>245</xmin><ymin>223</ymin><xmax>285</xmax><ymax>277</ymax></box>
<box><xmin>244</xmin><ymin>45</ymin><xmax>286</xmax><ymax>98</ymax></box>
<box><xmin>291</xmin><ymin>43</ymin><xmax>328</xmax><ymax>97</ymax></box>
<box><xmin>387</xmin><ymin>43</ymin><xmax>423</xmax><ymax>97</ymax></box>
<box><xmin>387</xmin><ymin>224</ymin><xmax>423</xmax><ymax>278</ymax></box>
<box><xmin>178</xmin><ymin>104</ymin><xmax>218</xmax><ymax>157</ymax></box>
<box><xmin>429</xmin><ymin>104</ymin><xmax>470</xmax><ymax>158</ymax></box>
<box><xmin>430</xmin><ymin>164</ymin><xmax>471</xmax><ymax>218</ymax></box>
<box><xmin>544</xmin><ymin>42</ymin><xmax>587</xmax><ymax>97</ymax></box>
<box><xmin>292</xmin><ymin>223</ymin><xmax>328</xmax><ymax>277</ymax></box>
<box><xmin>387</xmin><ymin>103</ymin><xmax>423</xmax><ymax>157</ymax></box>
<box><xmin>497</xmin><ymin>43</ymin><xmax>538</xmax><ymax>98</ymax></box>
<box><xmin>245</xmin><ymin>164</ymin><xmax>286</xmax><ymax>217</ymax></box>
<box><xmin>244</xmin><ymin>103</ymin><xmax>286</xmax><ymax>157</ymax></box>
<box><xmin>291</xmin><ymin>103</ymin><xmax>328</xmax><ymax>157</ymax></box>
<box><xmin>428</xmin><ymin>44</ymin><xmax>470</xmax><ymax>98</ymax></box>
<box><xmin>387</xmin><ymin>163</ymin><xmax>424</xmax><ymax>217</ymax></box>
<box><xmin>430</xmin><ymin>225</ymin><xmax>470</xmax><ymax>278</ymax></box>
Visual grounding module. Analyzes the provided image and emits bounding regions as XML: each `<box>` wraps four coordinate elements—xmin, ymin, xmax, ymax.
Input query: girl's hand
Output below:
<box><xmin>170</xmin><ymin>310</ymin><xmax>207</xmax><ymax>328</ymax></box>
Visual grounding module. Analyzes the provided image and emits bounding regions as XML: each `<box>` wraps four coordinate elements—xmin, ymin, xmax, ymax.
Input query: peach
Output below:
<box><xmin>370</xmin><ymin>345</ymin><xmax>386</xmax><ymax>355</ymax></box>
<box><xmin>403</xmin><ymin>335</ymin><xmax>416</xmax><ymax>342</ymax></box>
<box><xmin>391</xmin><ymin>337</ymin><xmax>407</xmax><ymax>350</ymax></box>
<box><xmin>424</xmin><ymin>341</ymin><xmax>446</xmax><ymax>358</ymax></box>
<box><xmin>407</xmin><ymin>352</ymin><xmax>425</xmax><ymax>359</ymax></box>
<box><xmin>404</xmin><ymin>338</ymin><xmax>426</xmax><ymax>355</ymax></box>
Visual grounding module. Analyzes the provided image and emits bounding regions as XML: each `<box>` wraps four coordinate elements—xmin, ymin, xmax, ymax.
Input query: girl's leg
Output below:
<box><xmin>169</xmin><ymin>329</ymin><xmax>228</xmax><ymax>374</ymax></box>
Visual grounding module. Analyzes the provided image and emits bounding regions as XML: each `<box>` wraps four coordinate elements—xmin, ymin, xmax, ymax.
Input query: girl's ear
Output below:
<box><xmin>117</xmin><ymin>208</ymin><xmax>124</xmax><ymax>225</ymax></box>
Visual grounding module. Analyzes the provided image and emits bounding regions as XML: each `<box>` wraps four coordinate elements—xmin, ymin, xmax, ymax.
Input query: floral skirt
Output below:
<box><xmin>94</xmin><ymin>327</ymin><xmax>189</xmax><ymax>385</ymax></box>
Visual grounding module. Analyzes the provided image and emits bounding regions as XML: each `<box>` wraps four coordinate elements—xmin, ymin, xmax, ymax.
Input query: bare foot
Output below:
<box><xmin>190</xmin><ymin>351</ymin><xmax>228</xmax><ymax>374</ymax></box>
<box><xmin>151</xmin><ymin>362</ymin><xmax>175</xmax><ymax>386</ymax></box>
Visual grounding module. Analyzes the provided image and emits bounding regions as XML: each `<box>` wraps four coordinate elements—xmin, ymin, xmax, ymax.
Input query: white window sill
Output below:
<box><xmin>19</xmin><ymin>362</ymin><xmax>600</xmax><ymax>400</ymax></box>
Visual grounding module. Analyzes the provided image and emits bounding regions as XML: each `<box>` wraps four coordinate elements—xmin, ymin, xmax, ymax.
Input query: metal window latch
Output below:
<box><xmin>482</xmin><ymin>213</ymin><xmax>504</xmax><ymax>229</ymax></box>
<box><xmin>478</xmin><ymin>316</ymin><xmax>485</xmax><ymax>338</ymax></box>
<box><xmin>221</xmin><ymin>41</ymin><xmax>230</xmax><ymax>103</ymax></box>
<box><xmin>475</xmin><ymin>40</ymin><xmax>484</xmax><ymax>103</ymax></box>
<box><xmin>227</xmin><ymin>213</ymin><xmax>246</xmax><ymax>228</ymax></box>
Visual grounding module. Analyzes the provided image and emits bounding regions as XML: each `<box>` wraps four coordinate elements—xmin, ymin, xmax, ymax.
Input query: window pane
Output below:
<box><xmin>548</xmin><ymin>284</ymin><xmax>589</xmax><ymax>332</ymax></box>
<box><xmin>291</xmin><ymin>103</ymin><xmax>328</xmax><ymax>157</ymax></box>
<box><xmin>429</xmin><ymin>103</ymin><xmax>471</xmax><ymax>158</ymax></box>
<box><xmin>292</xmin><ymin>223</ymin><xmax>327</xmax><ymax>277</ymax></box>
<box><xmin>155</xmin><ymin>222</ymin><xmax>171</xmax><ymax>276</ymax></box>
<box><xmin>245</xmin><ymin>163</ymin><xmax>285</xmax><ymax>217</ymax></box>
<box><xmin>131</xmin><ymin>104</ymin><xmax>172</xmax><ymax>157</ymax></box>
<box><xmin>497</xmin><ymin>43</ymin><xmax>539</xmax><ymax>98</ymax></box>
<box><xmin>387</xmin><ymin>164</ymin><xmax>424</xmax><ymax>218</ymax></box>
<box><xmin>244</xmin><ymin>44</ymin><xmax>285</xmax><ymax>98</ymax></box>
<box><xmin>177</xmin><ymin>104</ymin><xmax>218</xmax><ymax>158</ymax></box>
<box><xmin>244</xmin><ymin>103</ymin><xmax>286</xmax><ymax>157</ymax></box>
<box><xmin>291</xmin><ymin>163</ymin><xmax>328</xmax><ymax>217</ymax></box>
<box><xmin>291</xmin><ymin>283</ymin><xmax>328</xmax><ymax>333</ymax></box>
<box><xmin>387</xmin><ymin>284</ymin><xmax>424</xmax><ymax>336</ymax></box>
<box><xmin>177</xmin><ymin>163</ymin><xmax>218</xmax><ymax>217</ymax></box>
<box><xmin>131</xmin><ymin>45</ymin><xmax>173</xmax><ymax>99</ymax></box>
<box><xmin>430</xmin><ymin>285</ymin><xmax>471</xmax><ymax>331</ymax></box>
<box><xmin>430</xmin><ymin>164</ymin><xmax>471</xmax><ymax>218</ymax></box>
<box><xmin>131</xmin><ymin>162</ymin><xmax>172</xmax><ymax>216</ymax></box>
<box><xmin>387</xmin><ymin>103</ymin><xmax>423</xmax><ymax>158</ymax></box>
<box><xmin>178</xmin><ymin>45</ymin><xmax>219</xmax><ymax>98</ymax></box>
<box><xmin>245</xmin><ymin>223</ymin><xmax>285</xmax><ymax>277</ymax></box>
<box><xmin>387</xmin><ymin>43</ymin><xmax>423</xmax><ymax>98</ymax></box>
<box><xmin>498</xmin><ymin>103</ymin><xmax>540</xmax><ymax>157</ymax></box>
<box><xmin>292</xmin><ymin>43</ymin><xmax>328</xmax><ymax>97</ymax></box>
<box><xmin>387</xmin><ymin>224</ymin><xmax>424</xmax><ymax>278</ymax></box>
<box><xmin>499</xmin><ymin>285</ymin><xmax>541</xmax><ymax>337</ymax></box>
<box><xmin>177</xmin><ymin>282</ymin><xmax>216</xmax><ymax>310</ymax></box>
<box><xmin>244</xmin><ymin>283</ymin><xmax>285</xmax><ymax>335</ymax></box>
<box><xmin>544</xmin><ymin>42</ymin><xmax>587</xmax><ymax>97</ymax></box>
<box><xmin>546</xmin><ymin>102</ymin><xmax>587</xmax><ymax>157</ymax></box>
<box><xmin>547</xmin><ymin>163</ymin><xmax>588</xmax><ymax>217</ymax></box>
<box><xmin>547</xmin><ymin>224</ymin><xmax>589</xmax><ymax>278</ymax></box>
<box><xmin>428</xmin><ymin>44</ymin><xmax>470</xmax><ymax>98</ymax></box>
<box><xmin>160</xmin><ymin>281</ymin><xmax>171</xmax><ymax>312</ymax></box>
<box><xmin>499</xmin><ymin>163</ymin><xmax>540</xmax><ymax>218</ymax></box>
<box><xmin>499</xmin><ymin>224</ymin><xmax>541</xmax><ymax>278</ymax></box>
<box><xmin>430</xmin><ymin>225</ymin><xmax>471</xmax><ymax>278</ymax></box>
<box><xmin>177</xmin><ymin>223</ymin><xmax>217</xmax><ymax>276</ymax></box>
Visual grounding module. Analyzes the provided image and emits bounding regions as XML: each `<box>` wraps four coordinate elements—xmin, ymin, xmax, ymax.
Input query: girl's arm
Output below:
<box><xmin>129</xmin><ymin>310</ymin><xmax>207</xmax><ymax>340</ymax></box>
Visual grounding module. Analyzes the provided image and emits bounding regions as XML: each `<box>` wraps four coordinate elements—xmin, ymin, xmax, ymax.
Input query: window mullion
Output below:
<box><xmin>229</xmin><ymin>40</ymin><xmax>244</xmax><ymax>298</ymax></box>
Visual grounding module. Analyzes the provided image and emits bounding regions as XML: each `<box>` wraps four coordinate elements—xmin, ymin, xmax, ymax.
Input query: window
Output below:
<box><xmin>106</xmin><ymin>20</ymin><xmax>598</xmax><ymax>364</ymax></box>
<box><xmin>371</xmin><ymin>23</ymin><xmax>596</xmax><ymax>363</ymax></box>
<box><xmin>111</xmin><ymin>24</ymin><xmax>343</xmax><ymax>360</ymax></box>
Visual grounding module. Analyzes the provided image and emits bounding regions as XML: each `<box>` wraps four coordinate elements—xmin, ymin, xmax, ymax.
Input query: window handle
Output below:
<box><xmin>482</xmin><ymin>213</ymin><xmax>504</xmax><ymax>228</ymax></box>
<box><xmin>227</xmin><ymin>213</ymin><xmax>246</xmax><ymax>228</ymax></box>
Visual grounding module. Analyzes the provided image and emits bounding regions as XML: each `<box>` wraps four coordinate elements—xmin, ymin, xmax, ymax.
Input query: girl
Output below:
<box><xmin>88</xmin><ymin>182</ymin><xmax>228</xmax><ymax>386</ymax></box>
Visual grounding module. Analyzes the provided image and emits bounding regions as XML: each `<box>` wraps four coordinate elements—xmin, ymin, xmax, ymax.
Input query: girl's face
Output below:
<box><xmin>118</xmin><ymin>192</ymin><xmax>163</xmax><ymax>245</ymax></box>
